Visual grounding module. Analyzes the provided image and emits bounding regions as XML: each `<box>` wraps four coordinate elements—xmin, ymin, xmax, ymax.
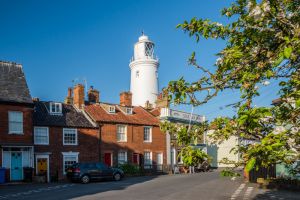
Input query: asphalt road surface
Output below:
<box><xmin>0</xmin><ymin>171</ymin><xmax>299</xmax><ymax>200</ymax></box>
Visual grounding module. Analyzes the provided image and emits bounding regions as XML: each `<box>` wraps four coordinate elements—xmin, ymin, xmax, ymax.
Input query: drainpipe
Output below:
<box><xmin>98</xmin><ymin>123</ymin><xmax>103</xmax><ymax>162</ymax></box>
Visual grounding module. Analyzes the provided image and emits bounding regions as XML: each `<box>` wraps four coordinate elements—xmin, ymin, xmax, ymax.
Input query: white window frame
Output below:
<box><xmin>117</xmin><ymin>125</ymin><xmax>127</xmax><ymax>142</ymax></box>
<box><xmin>117</xmin><ymin>151</ymin><xmax>127</xmax><ymax>165</ymax></box>
<box><xmin>34</xmin><ymin>127</ymin><xmax>49</xmax><ymax>145</ymax></box>
<box><xmin>108</xmin><ymin>106</ymin><xmax>115</xmax><ymax>113</ymax></box>
<box><xmin>143</xmin><ymin>126</ymin><xmax>152</xmax><ymax>143</ymax></box>
<box><xmin>62</xmin><ymin>152</ymin><xmax>79</xmax><ymax>175</ymax></box>
<box><xmin>63</xmin><ymin>128</ymin><xmax>78</xmax><ymax>145</ymax></box>
<box><xmin>144</xmin><ymin>151</ymin><xmax>152</xmax><ymax>167</ymax></box>
<box><xmin>8</xmin><ymin>111</ymin><xmax>23</xmax><ymax>134</ymax></box>
<box><xmin>126</xmin><ymin>107</ymin><xmax>132</xmax><ymax>115</ymax></box>
<box><xmin>49</xmin><ymin>102</ymin><xmax>62</xmax><ymax>114</ymax></box>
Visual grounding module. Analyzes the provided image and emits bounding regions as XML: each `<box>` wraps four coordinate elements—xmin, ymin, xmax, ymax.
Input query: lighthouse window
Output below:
<box><xmin>136</xmin><ymin>71</ymin><xmax>139</xmax><ymax>78</ymax></box>
<box><xmin>145</xmin><ymin>42</ymin><xmax>154</xmax><ymax>57</ymax></box>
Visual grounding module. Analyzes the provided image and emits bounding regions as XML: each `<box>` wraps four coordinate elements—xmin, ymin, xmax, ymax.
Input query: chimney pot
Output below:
<box><xmin>32</xmin><ymin>97</ymin><xmax>39</xmax><ymax>102</ymax></box>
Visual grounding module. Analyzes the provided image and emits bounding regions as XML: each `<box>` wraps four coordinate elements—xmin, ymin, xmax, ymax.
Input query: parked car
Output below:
<box><xmin>66</xmin><ymin>162</ymin><xmax>124</xmax><ymax>183</ymax></box>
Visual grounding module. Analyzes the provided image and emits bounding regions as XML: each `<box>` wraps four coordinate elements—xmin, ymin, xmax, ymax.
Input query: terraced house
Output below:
<box><xmin>33</xmin><ymin>99</ymin><xmax>99</xmax><ymax>182</ymax></box>
<box><xmin>83</xmin><ymin>89</ymin><xmax>166</xmax><ymax>169</ymax></box>
<box><xmin>0</xmin><ymin>61</ymin><xmax>34</xmax><ymax>182</ymax></box>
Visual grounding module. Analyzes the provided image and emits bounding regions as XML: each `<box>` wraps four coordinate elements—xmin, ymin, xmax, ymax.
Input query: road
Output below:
<box><xmin>0</xmin><ymin>171</ymin><xmax>299</xmax><ymax>200</ymax></box>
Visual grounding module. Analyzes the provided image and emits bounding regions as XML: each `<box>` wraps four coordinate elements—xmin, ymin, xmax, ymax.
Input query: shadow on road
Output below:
<box><xmin>252</xmin><ymin>189</ymin><xmax>300</xmax><ymax>200</ymax></box>
<box><xmin>0</xmin><ymin>175</ymin><xmax>161</xmax><ymax>200</ymax></box>
<box><xmin>54</xmin><ymin>175</ymin><xmax>161</xmax><ymax>199</ymax></box>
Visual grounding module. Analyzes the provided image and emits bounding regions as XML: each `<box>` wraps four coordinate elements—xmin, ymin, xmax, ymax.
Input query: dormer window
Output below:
<box><xmin>50</xmin><ymin>102</ymin><xmax>62</xmax><ymax>114</ymax></box>
<box><xmin>126</xmin><ymin>107</ymin><xmax>132</xmax><ymax>115</ymax></box>
<box><xmin>108</xmin><ymin>106</ymin><xmax>115</xmax><ymax>113</ymax></box>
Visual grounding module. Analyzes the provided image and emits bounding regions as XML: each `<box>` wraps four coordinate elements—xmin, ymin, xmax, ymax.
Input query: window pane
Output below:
<box><xmin>118</xmin><ymin>151</ymin><xmax>127</xmax><ymax>164</ymax></box>
<box><xmin>64</xmin><ymin>156</ymin><xmax>77</xmax><ymax>172</ymax></box>
<box><xmin>64</xmin><ymin>129</ymin><xmax>77</xmax><ymax>145</ymax></box>
<box><xmin>34</xmin><ymin>127</ymin><xmax>48</xmax><ymax>144</ymax></box>
<box><xmin>9</xmin><ymin>112</ymin><xmax>23</xmax><ymax>133</ymax></box>
<box><xmin>117</xmin><ymin>126</ymin><xmax>126</xmax><ymax>141</ymax></box>
<box><xmin>144</xmin><ymin>127</ymin><xmax>151</xmax><ymax>142</ymax></box>
<box><xmin>144</xmin><ymin>152</ymin><xmax>151</xmax><ymax>165</ymax></box>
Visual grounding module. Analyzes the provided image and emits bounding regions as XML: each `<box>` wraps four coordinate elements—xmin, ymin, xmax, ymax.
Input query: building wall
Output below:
<box><xmin>0</xmin><ymin>104</ymin><xmax>33</xmax><ymax>167</ymax></box>
<box><xmin>0</xmin><ymin>104</ymin><xmax>33</xmax><ymax>146</ymax></box>
<box><xmin>34</xmin><ymin>127</ymin><xmax>99</xmax><ymax>180</ymax></box>
<box><xmin>206</xmin><ymin>131</ymin><xmax>240</xmax><ymax>168</ymax></box>
<box><xmin>100</xmin><ymin>124</ymin><xmax>167</xmax><ymax>166</ymax></box>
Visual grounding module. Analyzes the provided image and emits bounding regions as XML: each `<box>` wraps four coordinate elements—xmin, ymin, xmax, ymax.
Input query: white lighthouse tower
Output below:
<box><xmin>130</xmin><ymin>33</ymin><xmax>159</xmax><ymax>107</ymax></box>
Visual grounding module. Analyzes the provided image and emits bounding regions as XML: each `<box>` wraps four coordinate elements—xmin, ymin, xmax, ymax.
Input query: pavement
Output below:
<box><xmin>0</xmin><ymin>171</ymin><xmax>299</xmax><ymax>200</ymax></box>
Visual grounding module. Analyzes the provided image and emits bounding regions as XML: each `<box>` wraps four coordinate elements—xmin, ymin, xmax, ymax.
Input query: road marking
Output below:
<box><xmin>243</xmin><ymin>187</ymin><xmax>253</xmax><ymax>200</ymax></box>
<box><xmin>230</xmin><ymin>183</ymin><xmax>245</xmax><ymax>200</ymax></box>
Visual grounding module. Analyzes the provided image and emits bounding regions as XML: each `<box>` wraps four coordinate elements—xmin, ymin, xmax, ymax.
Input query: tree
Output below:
<box><xmin>163</xmin><ymin>0</ymin><xmax>299</xmax><ymax>175</ymax></box>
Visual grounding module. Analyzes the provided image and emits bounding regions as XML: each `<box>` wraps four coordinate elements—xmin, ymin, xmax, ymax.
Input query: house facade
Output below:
<box><xmin>33</xmin><ymin>100</ymin><xmax>99</xmax><ymax>182</ymax></box>
<box><xmin>0</xmin><ymin>61</ymin><xmax>34</xmax><ymax>182</ymax></box>
<box><xmin>83</xmin><ymin>88</ymin><xmax>167</xmax><ymax>169</ymax></box>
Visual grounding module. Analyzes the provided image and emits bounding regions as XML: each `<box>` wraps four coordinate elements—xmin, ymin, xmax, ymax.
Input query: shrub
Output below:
<box><xmin>119</xmin><ymin>163</ymin><xmax>141</xmax><ymax>175</ymax></box>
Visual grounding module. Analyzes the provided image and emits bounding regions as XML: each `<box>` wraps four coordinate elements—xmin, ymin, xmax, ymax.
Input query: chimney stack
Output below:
<box><xmin>73</xmin><ymin>84</ymin><xmax>85</xmax><ymax>109</ymax></box>
<box><xmin>64</xmin><ymin>87</ymin><xmax>73</xmax><ymax>104</ymax></box>
<box><xmin>120</xmin><ymin>91</ymin><xmax>132</xmax><ymax>107</ymax></box>
<box><xmin>88</xmin><ymin>86</ymin><xmax>100</xmax><ymax>103</ymax></box>
<box><xmin>155</xmin><ymin>90</ymin><xmax>169</xmax><ymax>108</ymax></box>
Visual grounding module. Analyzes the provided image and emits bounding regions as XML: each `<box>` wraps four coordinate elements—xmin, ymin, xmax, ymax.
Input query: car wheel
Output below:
<box><xmin>81</xmin><ymin>175</ymin><xmax>90</xmax><ymax>184</ymax></box>
<box><xmin>113</xmin><ymin>173</ymin><xmax>121</xmax><ymax>181</ymax></box>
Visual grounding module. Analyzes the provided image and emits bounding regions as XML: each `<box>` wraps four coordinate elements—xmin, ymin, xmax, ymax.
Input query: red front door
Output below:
<box><xmin>104</xmin><ymin>153</ymin><xmax>112</xmax><ymax>167</ymax></box>
<box><xmin>133</xmin><ymin>153</ymin><xmax>139</xmax><ymax>165</ymax></box>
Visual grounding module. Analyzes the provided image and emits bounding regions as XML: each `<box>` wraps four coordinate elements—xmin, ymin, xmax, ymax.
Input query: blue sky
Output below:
<box><xmin>0</xmin><ymin>0</ymin><xmax>279</xmax><ymax>121</ymax></box>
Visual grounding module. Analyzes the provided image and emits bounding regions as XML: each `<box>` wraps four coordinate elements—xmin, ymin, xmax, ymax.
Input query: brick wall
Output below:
<box><xmin>34</xmin><ymin>123</ymin><xmax>166</xmax><ymax>181</ymax></box>
<box><xmin>0</xmin><ymin>104</ymin><xmax>33</xmax><ymax>146</ymax></box>
<box><xmin>34</xmin><ymin>127</ymin><xmax>99</xmax><ymax>180</ymax></box>
<box><xmin>100</xmin><ymin>124</ymin><xmax>166</xmax><ymax>166</ymax></box>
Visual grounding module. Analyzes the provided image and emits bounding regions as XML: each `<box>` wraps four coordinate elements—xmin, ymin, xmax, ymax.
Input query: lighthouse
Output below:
<box><xmin>129</xmin><ymin>33</ymin><xmax>159</xmax><ymax>107</ymax></box>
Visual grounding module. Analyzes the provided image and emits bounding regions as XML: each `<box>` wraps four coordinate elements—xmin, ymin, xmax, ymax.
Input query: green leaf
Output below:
<box><xmin>283</xmin><ymin>47</ymin><xmax>292</xmax><ymax>59</ymax></box>
<box><xmin>296</xmin><ymin>99</ymin><xmax>300</xmax><ymax>108</ymax></box>
<box><xmin>245</xmin><ymin>158</ymin><xmax>256</xmax><ymax>172</ymax></box>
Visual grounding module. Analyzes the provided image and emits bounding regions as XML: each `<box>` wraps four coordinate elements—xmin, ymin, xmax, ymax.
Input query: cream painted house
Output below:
<box><xmin>206</xmin><ymin>130</ymin><xmax>241</xmax><ymax>168</ymax></box>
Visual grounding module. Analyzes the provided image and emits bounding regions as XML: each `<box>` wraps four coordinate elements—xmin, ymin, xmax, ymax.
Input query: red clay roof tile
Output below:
<box><xmin>84</xmin><ymin>104</ymin><xmax>159</xmax><ymax>126</ymax></box>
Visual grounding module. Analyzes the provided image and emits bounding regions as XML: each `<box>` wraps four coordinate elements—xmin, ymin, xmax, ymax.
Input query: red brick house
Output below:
<box><xmin>33</xmin><ymin>99</ymin><xmax>99</xmax><ymax>182</ymax></box>
<box><xmin>82</xmin><ymin>87</ymin><xmax>167</xmax><ymax>169</ymax></box>
<box><xmin>0</xmin><ymin>61</ymin><xmax>34</xmax><ymax>182</ymax></box>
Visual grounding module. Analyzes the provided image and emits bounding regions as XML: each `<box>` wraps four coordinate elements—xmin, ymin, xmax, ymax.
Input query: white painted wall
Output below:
<box><xmin>206</xmin><ymin>130</ymin><xmax>240</xmax><ymax>168</ymax></box>
<box><xmin>130</xmin><ymin>34</ymin><xmax>159</xmax><ymax>107</ymax></box>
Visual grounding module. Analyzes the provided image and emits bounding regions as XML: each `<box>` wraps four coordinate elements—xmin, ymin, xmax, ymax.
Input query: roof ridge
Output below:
<box><xmin>0</xmin><ymin>61</ymin><xmax>22</xmax><ymax>68</ymax></box>
<box><xmin>138</xmin><ymin>106</ymin><xmax>160</xmax><ymax>119</ymax></box>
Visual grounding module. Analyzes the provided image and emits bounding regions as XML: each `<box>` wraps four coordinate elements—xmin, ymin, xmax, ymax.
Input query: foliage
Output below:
<box><xmin>160</xmin><ymin>121</ymin><xmax>210</xmax><ymax>166</ymax></box>
<box><xmin>163</xmin><ymin>0</ymin><xmax>300</xmax><ymax>175</ymax></box>
<box><xmin>119</xmin><ymin>163</ymin><xmax>141</xmax><ymax>175</ymax></box>
<box><xmin>179</xmin><ymin>146</ymin><xmax>209</xmax><ymax>166</ymax></box>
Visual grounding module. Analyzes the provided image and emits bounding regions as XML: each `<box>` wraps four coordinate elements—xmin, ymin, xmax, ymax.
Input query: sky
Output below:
<box><xmin>0</xmin><ymin>0</ymin><xmax>280</xmax><ymax>121</ymax></box>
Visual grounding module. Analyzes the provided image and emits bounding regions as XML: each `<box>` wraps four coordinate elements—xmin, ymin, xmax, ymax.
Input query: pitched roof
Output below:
<box><xmin>33</xmin><ymin>101</ymin><xmax>96</xmax><ymax>128</ymax></box>
<box><xmin>84</xmin><ymin>103</ymin><xmax>159</xmax><ymax>126</ymax></box>
<box><xmin>149</xmin><ymin>108</ymin><xmax>161</xmax><ymax>117</ymax></box>
<box><xmin>0</xmin><ymin>61</ymin><xmax>32</xmax><ymax>104</ymax></box>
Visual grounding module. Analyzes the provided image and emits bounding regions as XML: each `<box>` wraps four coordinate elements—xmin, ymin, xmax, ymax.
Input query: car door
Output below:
<box><xmin>96</xmin><ymin>163</ymin><xmax>113</xmax><ymax>178</ymax></box>
<box><xmin>86</xmin><ymin>163</ymin><xmax>99</xmax><ymax>180</ymax></box>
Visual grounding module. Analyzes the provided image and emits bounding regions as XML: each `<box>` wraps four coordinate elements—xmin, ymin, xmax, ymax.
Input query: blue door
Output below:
<box><xmin>11</xmin><ymin>152</ymin><xmax>22</xmax><ymax>181</ymax></box>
